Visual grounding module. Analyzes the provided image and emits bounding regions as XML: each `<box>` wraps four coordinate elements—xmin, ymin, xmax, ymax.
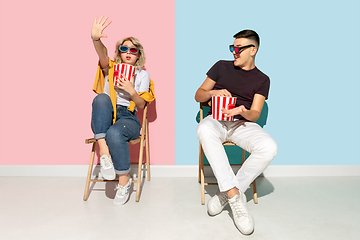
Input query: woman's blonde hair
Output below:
<box><xmin>114</xmin><ymin>37</ymin><xmax>146</xmax><ymax>70</ymax></box>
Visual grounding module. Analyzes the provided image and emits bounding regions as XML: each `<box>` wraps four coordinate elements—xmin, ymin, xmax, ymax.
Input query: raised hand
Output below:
<box><xmin>91</xmin><ymin>16</ymin><xmax>112</xmax><ymax>40</ymax></box>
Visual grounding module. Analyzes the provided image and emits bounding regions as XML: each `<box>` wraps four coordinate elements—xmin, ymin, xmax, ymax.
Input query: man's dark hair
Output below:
<box><xmin>233</xmin><ymin>30</ymin><xmax>260</xmax><ymax>47</ymax></box>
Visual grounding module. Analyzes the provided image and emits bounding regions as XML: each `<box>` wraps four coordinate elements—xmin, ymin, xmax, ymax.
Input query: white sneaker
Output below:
<box><xmin>228</xmin><ymin>192</ymin><xmax>254</xmax><ymax>235</ymax></box>
<box><xmin>113</xmin><ymin>177</ymin><xmax>132</xmax><ymax>206</ymax></box>
<box><xmin>207</xmin><ymin>191</ymin><xmax>229</xmax><ymax>216</ymax></box>
<box><xmin>100</xmin><ymin>155</ymin><xmax>116</xmax><ymax>180</ymax></box>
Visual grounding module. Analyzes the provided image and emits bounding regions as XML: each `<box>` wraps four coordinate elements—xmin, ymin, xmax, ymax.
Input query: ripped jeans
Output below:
<box><xmin>91</xmin><ymin>93</ymin><xmax>141</xmax><ymax>175</ymax></box>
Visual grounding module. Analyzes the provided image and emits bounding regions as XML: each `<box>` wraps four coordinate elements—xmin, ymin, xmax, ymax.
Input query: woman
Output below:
<box><xmin>90</xmin><ymin>16</ymin><xmax>152</xmax><ymax>205</ymax></box>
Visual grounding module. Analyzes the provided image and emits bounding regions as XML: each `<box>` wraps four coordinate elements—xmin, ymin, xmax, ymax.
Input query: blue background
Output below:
<box><xmin>175</xmin><ymin>0</ymin><xmax>360</xmax><ymax>165</ymax></box>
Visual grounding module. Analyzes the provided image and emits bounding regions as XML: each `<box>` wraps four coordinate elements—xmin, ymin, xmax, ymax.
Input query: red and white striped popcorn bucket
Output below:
<box><xmin>113</xmin><ymin>64</ymin><xmax>135</xmax><ymax>86</ymax></box>
<box><xmin>212</xmin><ymin>96</ymin><xmax>237</xmax><ymax>121</ymax></box>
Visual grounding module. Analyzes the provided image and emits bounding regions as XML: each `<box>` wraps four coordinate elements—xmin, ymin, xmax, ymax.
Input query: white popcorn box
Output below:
<box><xmin>113</xmin><ymin>64</ymin><xmax>135</xmax><ymax>86</ymax></box>
<box><xmin>212</xmin><ymin>96</ymin><xmax>237</xmax><ymax>121</ymax></box>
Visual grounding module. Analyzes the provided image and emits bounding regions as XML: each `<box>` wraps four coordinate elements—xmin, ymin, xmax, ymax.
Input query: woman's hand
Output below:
<box><xmin>115</xmin><ymin>74</ymin><xmax>136</xmax><ymax>96</ymax></box>
<box><xmin>91</xmin><ymin>16</ymin><xmax>112</xmax><ymax>40</ymax></box>
<box><xmin>222</xmin><ymin>105</ymin><xmax>247</xmax><ymax>117</ymax></box>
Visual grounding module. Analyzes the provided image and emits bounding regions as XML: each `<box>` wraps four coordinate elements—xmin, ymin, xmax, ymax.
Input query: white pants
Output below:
<box><xmin>197</xmin><ymin>115</ymin><xmax>277</xmax><ymax>193</ymax></box>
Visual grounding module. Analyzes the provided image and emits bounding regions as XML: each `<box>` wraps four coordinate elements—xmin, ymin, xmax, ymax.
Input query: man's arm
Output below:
<box><xmin>222</xmin><ymin>94</ymin><xmax>265</xmax><ymax>122</ymax></box>
<box><xmin>195</xmin><ymin>77</ymin><xmax>232</xmax><ymax>102</ymax></box>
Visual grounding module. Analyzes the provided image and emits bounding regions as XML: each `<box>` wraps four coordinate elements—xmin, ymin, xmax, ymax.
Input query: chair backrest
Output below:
<box><xmin>141</xmin><ymin>103</ymin><xmax>148</xmax><ymax>130</ymax></box>
<box><xmin>129</xmin><ymin>103</ymin><xmax>148</xmax><ymax>145</ymax></box>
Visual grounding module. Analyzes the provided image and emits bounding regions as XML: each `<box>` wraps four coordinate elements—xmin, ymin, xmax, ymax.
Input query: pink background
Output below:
<box><xmin>0</xmin><ymin>0</ymin><xmax>175</xmax><ymax>165</ymax></box>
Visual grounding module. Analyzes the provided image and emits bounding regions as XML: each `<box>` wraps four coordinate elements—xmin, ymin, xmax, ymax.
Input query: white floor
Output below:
<box><xmin>1</xmin><ymin>176</ymin><xmax>359</xmax><ymax>240</ymax></box>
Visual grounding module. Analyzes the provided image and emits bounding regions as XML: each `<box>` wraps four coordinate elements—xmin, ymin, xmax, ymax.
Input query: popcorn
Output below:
<box><xmin>212</xmin><ymin>96</ymin><xmax>237</xmax><ymax>121</ymax></box>
<box><xmin>113</xmin><ymin>64</ymin><xmax>135</xmax><ymax>86</ymax></box>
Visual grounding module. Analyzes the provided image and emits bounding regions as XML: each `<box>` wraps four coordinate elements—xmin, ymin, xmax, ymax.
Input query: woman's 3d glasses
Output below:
<box><xmin>119</xmin><ymin>45</ymin><xmax>139</xmax><ymax>54</ymax></box>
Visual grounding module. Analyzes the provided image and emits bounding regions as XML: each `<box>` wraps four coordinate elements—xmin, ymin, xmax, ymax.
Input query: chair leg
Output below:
<box><xmin>199</xmin><ymin>143</ymin><xmax>206</xmax><ymax>204</ymax></box>
<box><xmin>198</xmin><ymin>143</ymin><xmax>204</xmax><ymax>183</ymax></box>
<box><xmin>145</xmin><ymin>124</ymin><xmax>150</xmax><ymax>181</ymax></box>
<box><xmin>136</xmin><ymin>136</ymin><xmax>145</xmax><ymax>202</ymax></box>
<box><xmin>84</xmin><ymin>142</ymin><xmax>96</xmax><ymax>201</ymax></box>
<box><xmin>201</xmin><ymin>168</ymin><xmax>205</xmax><ymax>205</ymax></box>
<box><xmin>252</xmin><ymin>180</ymin><xmax>258</xmax><ymax>204</ymax></box>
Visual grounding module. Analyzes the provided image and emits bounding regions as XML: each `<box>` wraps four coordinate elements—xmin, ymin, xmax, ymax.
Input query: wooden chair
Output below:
<box><xmin>198</xmin><ymin>101</ymin><xmax>258</xmax><ymax>205</ymax></box>
<box><xmin>83</xmin><ymin>103</ymin><xmax>150</xmax><ymax>202</ymax></box>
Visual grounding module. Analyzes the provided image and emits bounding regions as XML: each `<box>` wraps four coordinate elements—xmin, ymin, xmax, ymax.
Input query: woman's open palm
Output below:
<box><xmin>91</xmin><ymin>16</ymin><xmax>112</xmax><ymax>40</ymax></box>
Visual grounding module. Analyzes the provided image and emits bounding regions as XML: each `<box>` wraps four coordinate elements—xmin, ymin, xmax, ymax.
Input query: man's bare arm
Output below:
<box><xmin>195</xmin><ymin>77</ymin><xmax>231</xmax><ymax>102</ymax></box>
<box><xmin>222</xmin><ymin>94</ymin><xmax>265</xmax><ymax>122</ymax></box>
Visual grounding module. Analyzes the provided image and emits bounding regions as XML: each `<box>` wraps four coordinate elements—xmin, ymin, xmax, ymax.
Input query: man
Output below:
<box><xmin>195</xmin><ymin>30</ymin><xmax>277</xmax><ymax>235</ymax></box>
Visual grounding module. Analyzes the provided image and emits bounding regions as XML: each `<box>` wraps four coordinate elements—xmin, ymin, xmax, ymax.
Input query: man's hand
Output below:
<box><xmin>209</xmin><ymin>89</ymin><xmax>232</xmax><ymax>97</ymax></box>
<box><xmin>222</xmin><ymin>105</ymin><xmax>247</xmax><ymax>117</ymax></box>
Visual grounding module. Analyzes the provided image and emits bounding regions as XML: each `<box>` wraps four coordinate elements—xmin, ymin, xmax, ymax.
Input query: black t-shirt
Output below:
<box><xmin>207</xmin><ymin>60</ymin><xmax>270</xmax><ymax>120</ymax></box>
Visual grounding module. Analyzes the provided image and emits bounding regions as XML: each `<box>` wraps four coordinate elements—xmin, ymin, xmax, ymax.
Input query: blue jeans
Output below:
<box><xmin>91</xmin><ymin>93</ymin><xmax>141</xmax><ymax>175</ymax></box>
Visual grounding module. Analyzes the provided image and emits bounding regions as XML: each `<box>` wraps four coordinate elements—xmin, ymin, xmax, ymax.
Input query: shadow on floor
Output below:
<box><xmin>84</xmin><ymin>165</ymin><xmax>147</xmax><ymax>201</ymax></box>
<box><xmin>204</xmin><ymin>176</ymin><xmax>275</xmax><ymax>204</ymax></box>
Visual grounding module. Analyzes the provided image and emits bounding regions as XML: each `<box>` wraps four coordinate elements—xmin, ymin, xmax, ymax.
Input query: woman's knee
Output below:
<box><xmin>92</xmin><ymin>93</ymin><xmax>111</xmax><ymax>107</ymax></box>
<box><xmin>105</xmin><ymin>127</ymin><xmax>122</xmax><ymax>145</ymax></box>
<box><xmin>106</xmin><ymin>121</ymin><xmax>139</xmax><ymax>144</ymax></box>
